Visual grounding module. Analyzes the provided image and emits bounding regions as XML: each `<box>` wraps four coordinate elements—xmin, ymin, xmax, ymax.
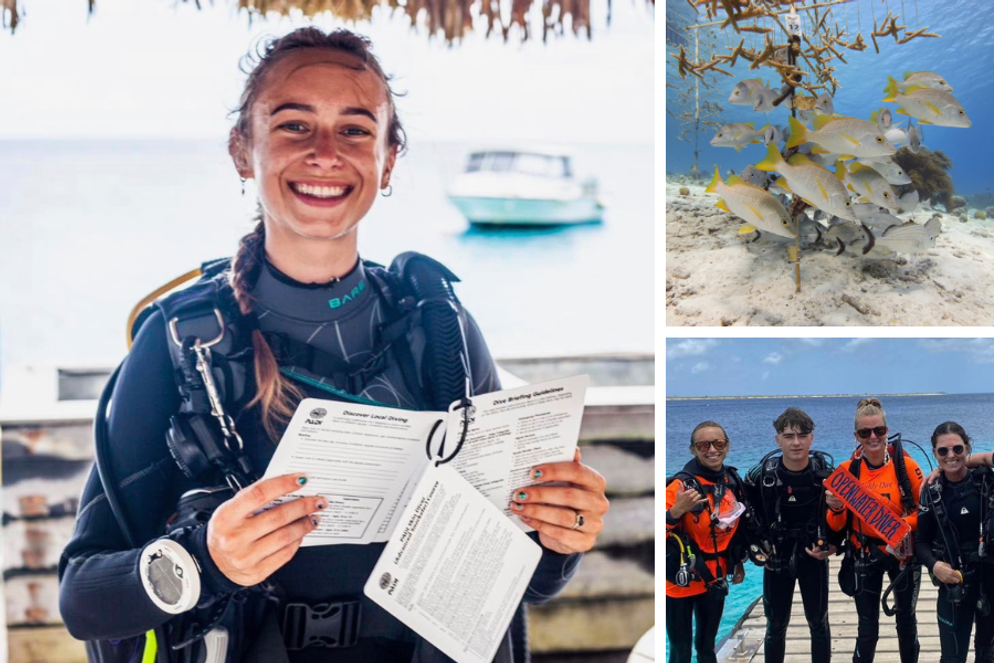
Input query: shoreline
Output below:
<box><xmin>667</xmin><ymin>392</ymin><xmax>948</xmax><ymax>401</ymax></box>
<box><xmin>665</xmin><ymin>178</ymin><xmax>994</xmax><ymax>326</ymax></box>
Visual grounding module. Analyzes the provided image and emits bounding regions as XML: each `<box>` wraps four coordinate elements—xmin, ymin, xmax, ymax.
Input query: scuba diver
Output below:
<box><xmin>57</xmin><ymin>28</ymin><xmax>610</xmax><ymax>663</ymax></box>
<box><xmin>666</xmin><ymin>420</ymin><xmax>748</xmax><ymax>663</ymax></box>
<box><xmin>827</xmin><ymin>398</ymin><xmax>924</xmax><ymax>663</ymax></box>
<box><xmin>915</xmin><ymin>422</ymin><xmax>994</xmax><ymax>663</ymax></box>
<box><xmin>744</xmin><ymin>407</ymin><xmax>837</xmax><ymax>663</ymax></box>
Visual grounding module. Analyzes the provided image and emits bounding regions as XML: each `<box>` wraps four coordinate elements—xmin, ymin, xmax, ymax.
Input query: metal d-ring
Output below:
<box><xmin>168</xmin><ymin>309</ymin><xmax>226</xmax><ymax>348</ymax></box>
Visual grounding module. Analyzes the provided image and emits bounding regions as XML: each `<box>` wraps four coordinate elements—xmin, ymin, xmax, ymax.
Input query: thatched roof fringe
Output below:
<box><xmin>3</xmin><ymin>0</ymin><xmax>652</xmax><ymax>41</ymax></box>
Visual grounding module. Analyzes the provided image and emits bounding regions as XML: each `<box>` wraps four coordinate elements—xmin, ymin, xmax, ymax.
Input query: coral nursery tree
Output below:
<box><xmin>666</xmin><ymin>9</ymin><xmax>725</xmax><ymax>179</ymax></box>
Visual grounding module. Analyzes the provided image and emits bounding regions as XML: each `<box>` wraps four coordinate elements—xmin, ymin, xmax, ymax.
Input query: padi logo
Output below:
<box><xmin>380</xmin><ymin>572</ymin><xmax>400</xmax><ymax>594</ymax></box>
<box><xmin>329</xmin><ymin>280</ymin><xmax>366</xmax><ymax>310</ymax></box>
<box><xmin>306</xmin><ymin>407</ymin><xmax>328</xmax><ymax>425</ymax></box>
<box><xmin>961</xmin><ymin>507</ymin><xmax>970</xmax><ymax>515</ymax></box>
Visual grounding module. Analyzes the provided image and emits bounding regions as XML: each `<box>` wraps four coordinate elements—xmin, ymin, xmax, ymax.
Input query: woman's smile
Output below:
<box><xmin>289</xmin><ymin>180</ymin><xmax>355</xmax><ymax>206</ymax></box>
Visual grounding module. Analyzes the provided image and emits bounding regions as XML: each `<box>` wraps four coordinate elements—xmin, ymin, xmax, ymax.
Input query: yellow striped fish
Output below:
<box><xmin>753</xmin><ymin>143</ymin><xmax>856</xmax><ymax>221</ymax></box>
<box><xmin>704</xmin><ymin>166</ymin><xmax>797</xmax><ymax>239</ymax></box>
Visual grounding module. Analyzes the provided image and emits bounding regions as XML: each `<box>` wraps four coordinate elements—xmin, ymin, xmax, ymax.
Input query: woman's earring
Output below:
<box><xmin>240</xmin><ymin>177</ymin><xmax>247</xmax><ymax>196</ymax></box>
<box><xmin>381</xmin><ymin>184</ymin><xmax>393</xmax><ymax>198</ymax></box>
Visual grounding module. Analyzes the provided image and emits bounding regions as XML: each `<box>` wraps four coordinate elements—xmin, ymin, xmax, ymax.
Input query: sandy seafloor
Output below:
<box><xmin>665</xmin><ymin>179</ymin><xmax>994</xmax><ymax>326</ymax></box>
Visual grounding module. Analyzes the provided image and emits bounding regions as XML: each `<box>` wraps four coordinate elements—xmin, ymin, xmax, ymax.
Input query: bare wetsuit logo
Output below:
<box><xmin>329</xmin><ymin>280</ymin><xmax>366</xmax><ymax>309</ymax></box>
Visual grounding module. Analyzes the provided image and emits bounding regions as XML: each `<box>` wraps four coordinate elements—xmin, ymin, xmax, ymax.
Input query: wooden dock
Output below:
<box><xmin>718</xmin><ymin>555</ymin><xmax>962</xmax><ymax>663</ymax></box>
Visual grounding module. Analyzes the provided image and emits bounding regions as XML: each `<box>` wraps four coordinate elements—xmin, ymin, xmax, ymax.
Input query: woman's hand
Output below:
<box><xmin>670</xmin><ymin>484</ymin><xmax>708</xmax><ymax>520</ymax></box>
<box><xmin>207</xmin><ymin>474</ymin><xmax>325</xmax><ymax>586</ymax></box>
<box><xmin>925</xmin><ymin>467</ymin><xmax>942</xmax><ymax>485</ymax></box>
<box><xmin>932</xmin><ymin>561</ymin><xmax>962</xmax><ymax>585</ymax></box>
<box><xmin>731</xmin><ymin>562</ymin><xmax>745</xmax><ymax>584</ymax></box>
<box><xmin>824</xmin><ymin>489</ymin><xmax>844</xmax><ymax>512</ymax></box>
<box><xmin>511</xmin><ymin>449</ymin><xmax>609</xmax><ymax>555</ymax></box>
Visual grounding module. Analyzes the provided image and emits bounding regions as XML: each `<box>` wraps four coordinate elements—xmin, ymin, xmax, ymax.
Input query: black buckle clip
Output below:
<box><xmin>282</xmin><ymin>600</ymin><xmax>361</xmax><ymax>650</ymax></box>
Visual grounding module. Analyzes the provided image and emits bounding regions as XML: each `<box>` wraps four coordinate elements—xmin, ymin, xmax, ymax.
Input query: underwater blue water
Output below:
<box><xmin>665</xmin><ymin>0</ymin><xmax>994</xmax><ymax>196</ymax></box>
<box><xmin>664</xmin><ymin>392</ymin><xmax>994</xmax><ymax>661</ymax></box>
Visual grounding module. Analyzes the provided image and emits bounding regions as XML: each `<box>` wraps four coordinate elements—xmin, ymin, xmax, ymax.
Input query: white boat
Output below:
<box><xmin>447</xmin><ymin>149</ymin><xmax>604</xmax><ymax>226</ymax></box>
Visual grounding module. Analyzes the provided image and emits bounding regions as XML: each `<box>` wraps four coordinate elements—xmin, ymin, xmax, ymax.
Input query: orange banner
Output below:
<box><xmin>826</xmin><ymin>466</ymin><xmax>911</xmax><ymax>549</ymax></box>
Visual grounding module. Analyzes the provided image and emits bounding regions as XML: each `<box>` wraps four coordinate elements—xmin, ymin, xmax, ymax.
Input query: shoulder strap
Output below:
<box><xmin>890</xmin><ymin>438</ymin><xmax>917</xmax><ymax>515</ymax></box>
<box><xmin>725</xmin><ymin>466</ymin><xmax>747</xmax><ymax>499</ymax></box>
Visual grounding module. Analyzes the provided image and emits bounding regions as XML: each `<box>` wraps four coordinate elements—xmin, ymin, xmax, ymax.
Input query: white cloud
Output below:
<box><xmin>762</xmin><ymin>371</ymin><xmax>771</xmax><ymax>380</ymax></box>
<box><xmin>691</xmin><ymin>362</ymin><xmax>709</xmax><ymax>374</ymax></box>
<box><xmin>842</xmin><ymin>338</ymin><xmax>874</xmax><ymax>352</ymax></box>
<box><xmin>763</xmin><ymin>352</ymin><xmax>783</xmax><ymax>365</ymax></box>
<box><xmin>918</xmin><ymin>338</ymin><xmax>994</xmax><ymax>364</ymax></box>
<box><xmin>798</xmin><ymin>339</ymin><xmax>826</xmax><ymax>347</ymax></box>
<box><xmin>667</xmin><ymin>339</ymin><xmax>719</xmax><ymax>359</ymax></box>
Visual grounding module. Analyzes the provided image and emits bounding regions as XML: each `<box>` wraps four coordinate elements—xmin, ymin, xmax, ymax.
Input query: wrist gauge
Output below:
<box><xmin>139</xmin><ymin>539</ymin><xmax>202</xmax><ymax>614</ymax></box>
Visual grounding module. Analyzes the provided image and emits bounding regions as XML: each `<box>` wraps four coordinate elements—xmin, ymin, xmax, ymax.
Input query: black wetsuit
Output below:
<box><xmin>59</xmin><ymin>258</ymin><xmax>580</xmax><ymax>662</ymax></box>
<box><xmin>745</xmin><ymin>456</ymin><xmax>834</xmax><ymax>663</ymax></box>
<box><xmin>915</xmin><ymin>470</ymin><xmax>994</xmax><ymax>663</ymax></box>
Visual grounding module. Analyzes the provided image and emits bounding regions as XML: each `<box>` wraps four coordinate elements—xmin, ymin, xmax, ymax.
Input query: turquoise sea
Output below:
<box><xmin>0</xmin><ymin>140</ymin><xmax>652</xmax><ymax>375</ymax></box>
<box><xmin>664</xmin><ymin>392</ymin><xmax>994</xmax><ymax>661</ymax></box>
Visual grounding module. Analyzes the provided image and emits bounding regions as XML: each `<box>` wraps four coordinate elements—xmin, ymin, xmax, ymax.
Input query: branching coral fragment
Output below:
<box><xmin>896</xmin><ymin>26</ymin><xmax>940</xmax><ymax>44</ymax></box>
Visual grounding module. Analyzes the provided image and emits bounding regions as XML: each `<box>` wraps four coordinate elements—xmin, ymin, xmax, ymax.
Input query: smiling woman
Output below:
<box><xmin>666</xmin><ymin>420</ymin><xmax>748</xmax><ymax>663</ymax></box>
<box><xmin>826</xmin><ymin>397</ymin><xmax>925</xmax><ymax>663</ymax></box>
<box><xmin>56</xmin><ymin>26</ymin><xmax>609</xmax><ymax>663</ymax></box>
<box><xmin>917</xmin><ymin>422</ymin><xmax>994</xmax><ymax>663</ymax></box>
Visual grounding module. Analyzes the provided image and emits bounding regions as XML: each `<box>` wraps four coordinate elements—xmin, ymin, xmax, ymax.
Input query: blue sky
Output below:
<box><xmin>666</xmin><ymin>338</ymin><xmax>994</xmax><ymax>397</ymax></box>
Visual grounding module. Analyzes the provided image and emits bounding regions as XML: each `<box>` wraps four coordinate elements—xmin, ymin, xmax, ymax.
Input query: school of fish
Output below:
<box><xmin>703</xmin><ymin>70</ymin><xmax>971</xmax><ymax>257</ymax></box>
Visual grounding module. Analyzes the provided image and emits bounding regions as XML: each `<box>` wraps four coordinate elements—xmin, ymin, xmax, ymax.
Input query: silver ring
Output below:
<box><xmin>571</xmin><ymin>511</ymin><xmax>585</xmax><ymax>531</ymax></box>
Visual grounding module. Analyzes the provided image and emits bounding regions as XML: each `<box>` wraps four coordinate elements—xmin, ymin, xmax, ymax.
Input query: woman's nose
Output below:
<box><xmin>307</xmin><ymin>130</ymin><xmax>342</xmax><ymax>167</ymax></box>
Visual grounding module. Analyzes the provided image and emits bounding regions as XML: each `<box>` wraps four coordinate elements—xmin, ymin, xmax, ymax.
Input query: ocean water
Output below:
<box><xmin>0</xmin><ymin>140</ymin><xmax>652</xmax><ymax>373</ymax></box>
<box><xmin>664</xmin><ymin>392</ymin><xmax>994</xmax><ymax>661</ymax></box>
<box><xmin>665</xmin><ymin>0</ymin><xmax>994</xmax><ymax>197</ymax></box>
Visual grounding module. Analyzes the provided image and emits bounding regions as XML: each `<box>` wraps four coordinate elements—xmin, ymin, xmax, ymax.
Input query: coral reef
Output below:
<box><xmin>976</xmin><ymin>210</ymin><xmax>988</xmax><ymax>220</ymax></box>
<box><xmin>679</xmin><ymin>187</ymin><xmax>691</xmax><ymax>196</ymax></box>
<box><xmin>987</xmin><ymin>206</ymin><xmax>994</xmax><ymax>219</ymax></box>
<box><xmin>892</xmin><ymin>147</ymin><xmax>956</xmax><ymax>210</ymax></box>
<box><xmin>965</xmin><ymin>191</ymin><xmax>994</xmax><ymax>210</ymax></box>
<box><xmin>950</xmin><ymin>196</ymin><xmax>967</xmax><ymax>211</ymax></box>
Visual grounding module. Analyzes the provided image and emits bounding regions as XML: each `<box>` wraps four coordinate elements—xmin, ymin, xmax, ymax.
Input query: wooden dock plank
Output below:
<box><xmin>718</xmin><ymin>556</ymin><xmax>973</xmax><ymax>662</ymax></box>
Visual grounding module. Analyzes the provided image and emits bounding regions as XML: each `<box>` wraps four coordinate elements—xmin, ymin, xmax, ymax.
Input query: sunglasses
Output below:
<box><xmin>856</xmin><ymin>426</ymin><xmax>889</xmax><ymax>440</ymax></box>
<box><xmin>693</xmin><ymin>438</ymin><xmax>729</xmax><ymax>452</ymax></box>
<box><xmin>936</xmin><ymin>445</ymin><xmax>966</xmax><ymax>457</ymax></box>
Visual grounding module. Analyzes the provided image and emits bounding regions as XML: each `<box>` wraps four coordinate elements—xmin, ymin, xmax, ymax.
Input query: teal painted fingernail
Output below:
<box><xmin>517</xmin><ymin>492</ymin><xmax>528</xmax><ymax>501</ymax></box>
<box><xmin>311</xmin><ymin>517</ymin><xmax>319</xmax><ymax>526</ymax></box>
<box><xmin>297</xmin><ymin>476</ymin><xmax>308</xmax><ymax>486</ymax></box>
<box><xmin>512</xmin><ymin>502</ymin><xmax>524</xmax><ymax>511</ymax></box>
<box><xmin>317</xmin><ymin>501</ymin><xmax>326</xmax><ymax>510</ymax></box>
<box><xmin>533</xmin><ymin>470</ymin><xmax>543</xmax><ymax>479</ymax></box>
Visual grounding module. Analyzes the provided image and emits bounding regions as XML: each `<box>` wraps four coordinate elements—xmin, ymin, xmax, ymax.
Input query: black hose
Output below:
<box><xmin>405</xmin><ymin>259</ymin><xmax>470</xmax><ymax>411</ymax></box>
<box><xmin>94</xmin><ymin>363</ymin><xmax>133</xmax><ymax>548</ymax></box>
<box><xmin>881</xmin><ymin>562</ymin><xmax>916</xmax><ymax>617</ymax></box>
<box><xmin>94</xmin><ymin>364</ymin><xmax>173</xmax><ymax>663</ymax></box>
